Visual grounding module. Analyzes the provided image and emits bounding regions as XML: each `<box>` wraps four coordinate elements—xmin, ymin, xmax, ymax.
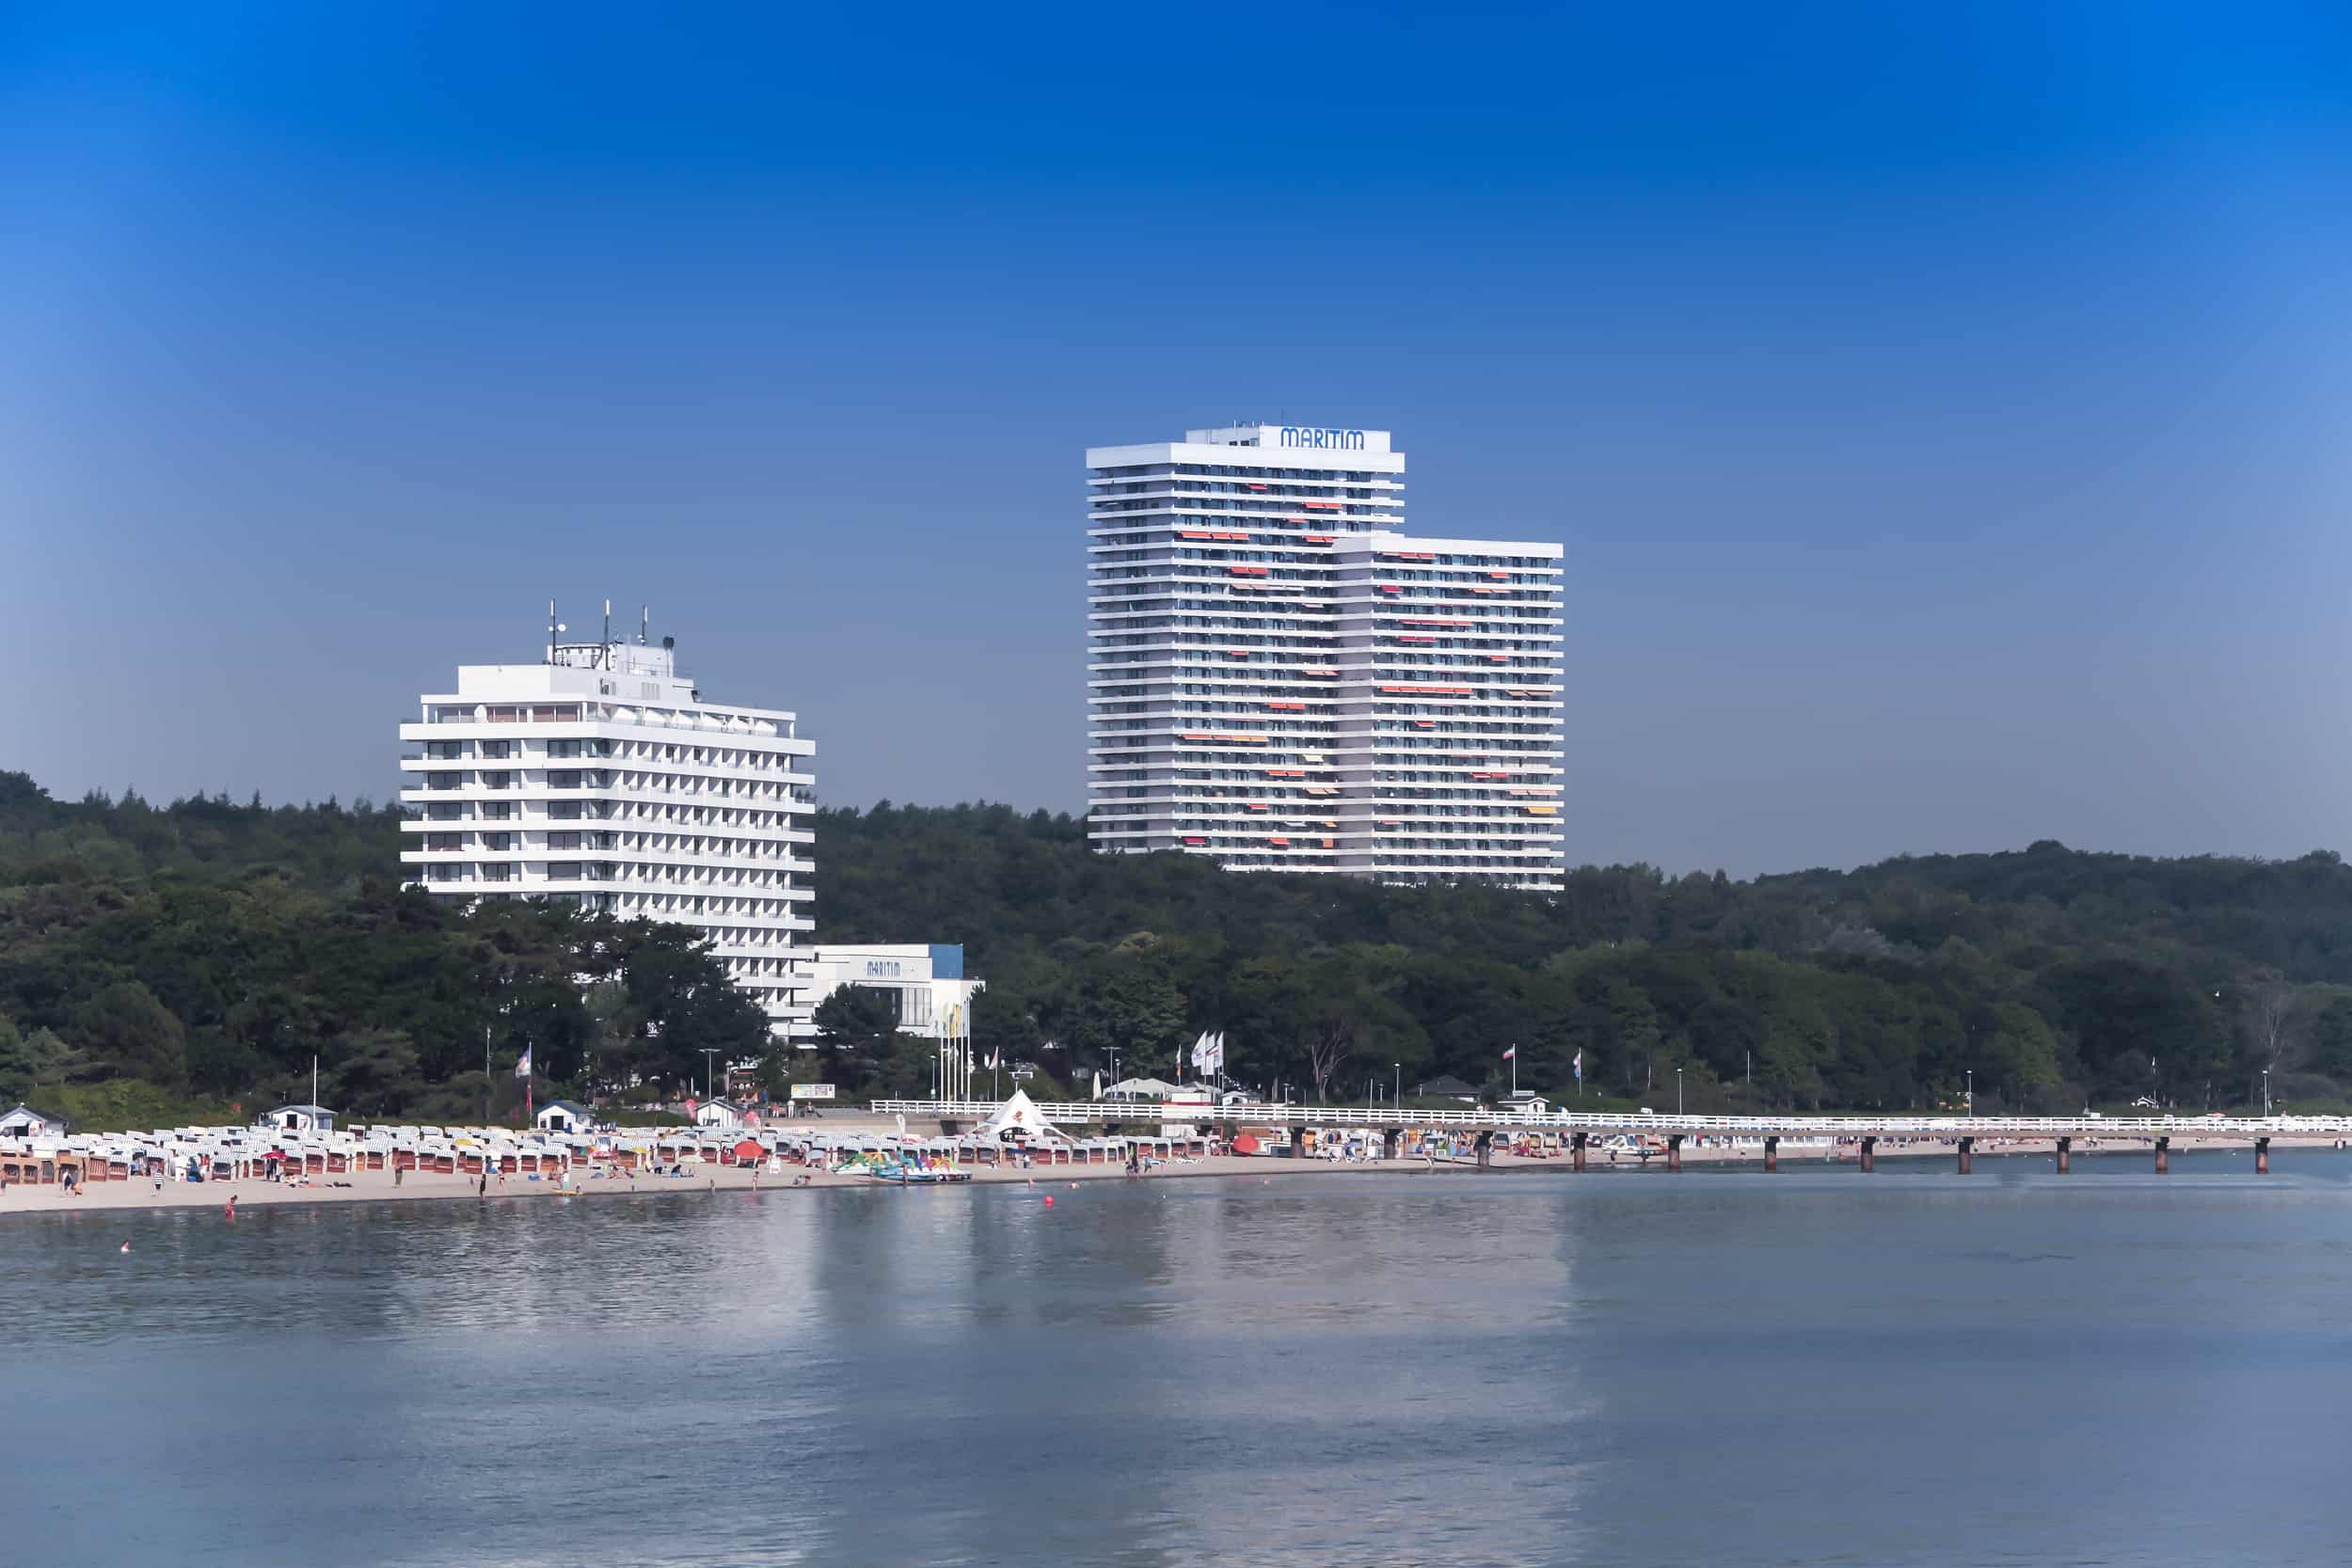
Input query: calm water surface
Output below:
<box><xmin>6</xmin><ymin>1149</ymin><xmax>2352</xmax><ymax>1567</ymax></box>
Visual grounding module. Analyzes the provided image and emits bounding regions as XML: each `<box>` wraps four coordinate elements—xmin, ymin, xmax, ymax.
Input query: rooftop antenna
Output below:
<box><xmin>639</xmin><ymin>605</ymin><xmax>648</xmax><ymax>645</ymax></box>
<box><xmin>548</xmin><ymin>599</ymin><xmax>557</xmax><ymax>664</ymax></box>
<box><xmin>602</xmin><ymin>599</ymin><xmax>612</xmax><ymax>668</ymax></box>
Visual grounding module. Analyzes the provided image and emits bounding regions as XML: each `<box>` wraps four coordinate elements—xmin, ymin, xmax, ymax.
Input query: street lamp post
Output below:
<box><xmin>2264</xmin><ymin>1067</ymin><xmax>2273</xmax><ymax>1117</ymax></box>
<box><xmin>701</xmin><ymin>1048</ymin><xmax>722</xmax><ymax>1104</ymax></box>
<box><xmin>1966</xmin><ymin>1069</ymin><xmax>1974</xmax><ymax>1119</ymax></box>
<box><xmin>1677</xmin><ymin>1067</ymin><xmax>1684</xmax><ymax>1117</ymax></box>
<box><xmin>1394</xmin><ymin>1062</ymin><xmax>1401</xmax><ymax>1114</ymax></box>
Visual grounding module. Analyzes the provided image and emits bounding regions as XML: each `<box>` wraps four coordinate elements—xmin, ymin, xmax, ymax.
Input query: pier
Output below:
<box><xmin>872</xmin><ymin>1101</ymin><xmax>2342</xmax><ymax>1172</ymax></box>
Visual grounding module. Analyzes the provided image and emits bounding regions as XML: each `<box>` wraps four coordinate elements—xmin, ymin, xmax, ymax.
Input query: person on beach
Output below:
<box><xmin>477</xmin><ymin>1169</ymin><xmax>488</xmax><ymax>1198</ymax></box>
<box><xmin>224</xmin><ymin>1194</ymin><xmax>236</xmax><ymax>1220</ymax></box>
<box><xmin>393</xmin><ymin>1163</ymin><xmax>404</xmax><ymax>1187</ymax></box>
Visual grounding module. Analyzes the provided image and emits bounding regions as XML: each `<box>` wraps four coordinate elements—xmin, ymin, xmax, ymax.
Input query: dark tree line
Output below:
<box><xmin>0</xmin><ymin>772</ymin><xmax>771</xmax><ymax>1120</ymax></box>
<box><xmin>9</xmin><ymin>768</ymin><xmax>2352</xmax><ymax>1122</ymax></box>
<box><xmin>818</xmin><ymin>805</ymin><xmax>2352</xmax><ymax>1115</ymax></box>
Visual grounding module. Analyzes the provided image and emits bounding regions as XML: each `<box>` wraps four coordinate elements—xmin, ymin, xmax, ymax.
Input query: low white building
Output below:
<box><xmin>803</xmin><ymin>944</ymin><xmax>984</xmax><ymax>1037</ymax></box>
<box><xmin>692</xmin><ymin>1099</ymin><xmax>746</xmax><ymax>1130</ymax></box>
<box><xmin>261</xmin><ymin>1104</ymin><xmax>337</xmax><ymax>1133</ymax></box>
<box><xmin>0</xmin><ymin>1104</ymin><xmax>68</xmax><ymax>1139</ymax></box>
<box><xmin>534</xmin><ymin>1100</ymin><xmax>594</xmax><ymax>1133</ymax></box>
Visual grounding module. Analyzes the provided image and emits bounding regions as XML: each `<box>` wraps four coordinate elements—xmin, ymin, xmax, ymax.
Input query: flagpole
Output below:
<box><xmin>1511</xmin><ymin>1047</ymin><xmax>1518</xmax><ymax>1098</ymax></box>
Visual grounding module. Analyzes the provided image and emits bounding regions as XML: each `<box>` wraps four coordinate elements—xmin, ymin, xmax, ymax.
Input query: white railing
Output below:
<box><xmin>866</xmin><ymin>1100</ymin><xmax>2348</xmax><ymax>1139</ymax></box>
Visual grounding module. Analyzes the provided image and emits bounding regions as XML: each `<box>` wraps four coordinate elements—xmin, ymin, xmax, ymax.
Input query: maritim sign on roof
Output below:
<box><xmin>1279</xmin><ymin>426</ymin><xmax>1366</xmax><ymax>451</ymax></box>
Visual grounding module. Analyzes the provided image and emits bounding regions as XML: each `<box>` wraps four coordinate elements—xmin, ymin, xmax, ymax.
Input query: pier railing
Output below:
<box><xmin>867</xmin><ymin>1101</ymin><xmax>2350</xmax><ymax>1140</ymax></box>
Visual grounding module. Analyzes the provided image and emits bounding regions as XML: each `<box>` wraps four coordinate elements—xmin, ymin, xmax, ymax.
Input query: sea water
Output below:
<box><xmin>5</xmin><ymin>1148</ymin><xmax>2351</xmax><ymax>1567</ymax></box>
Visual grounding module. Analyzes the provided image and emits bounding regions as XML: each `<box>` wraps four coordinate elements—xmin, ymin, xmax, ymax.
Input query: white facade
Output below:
<box><xmin>803</xmin><ymin>944</ymin><xmax>983</xmax><ymax>1037</ymax></box>
<box><xmin>1088</xmin><ymin>425</ymin><xmax>1565</xmax><ymax>890</ymax></box>
<box><xmin>398</xmin><ymin>619</ymin><xmax>818</xmax><ymax>1037</ymax></box>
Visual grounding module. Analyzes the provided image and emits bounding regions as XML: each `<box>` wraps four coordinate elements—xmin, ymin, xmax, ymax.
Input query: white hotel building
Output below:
<box><xmin>1088</xmin><ymin>425</ymin><xmax>1565</xmax><ymax>890</ymax></box>
<box><xmin>398</xmin><ymin>621</ymin><xmax>818</xmax><ymax>1037</ymax></box>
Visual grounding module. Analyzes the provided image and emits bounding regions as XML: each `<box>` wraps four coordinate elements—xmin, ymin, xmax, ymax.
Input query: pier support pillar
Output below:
<box><xmin>1763</xmin><ymin>1135</ymin><xmax>1779</xmax><ymax>1173</ymax></box>
<box><xmin>1473</xmin><ymin>1131</ymin><xmax>1493</xmax><ymax>1171</ymax></box>
<box><xmin>2153</xmin><ymin>1136</ymin><xmax>2169</xmax><ymax>1175</ymax></box>
<box><xmin>1571</xmin><ymin>1132</ymin><xmax>1587</xmax><ymax>1172</ymax></box>
<box><xmin>2256</xmin><ymin>1136</ymin><xmax>2271</xmax><ymax>1175</ymax></box>
<box><xmin>1859</xmin><ymin>1136</ymin><xmax>1877</xmax><ymax>1173</ymax></box>
<box><xmin>1382</xmin><ymin>1127</ymin><xmax>1402</xmax><ymax>1162</ymax></box>
<box><xmin>1957</xmin><ymin>1136</ymin><xmax>1974</xmax><ymax>1175</ymax></box>
<box><xmin>1667</xmin><ymin>1134</ymin><xmax>1683</xmax><ymax>1173</ymax></box>
<box><xmin>2055</xmin><ymin>1136</ymin><xmax>2071</xmax><ymax>1173</ymax></box>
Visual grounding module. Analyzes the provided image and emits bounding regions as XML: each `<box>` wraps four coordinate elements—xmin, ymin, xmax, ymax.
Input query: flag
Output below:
<box><xmin>1502</xmin><ymin>1045</ymin><xmax>1517</xmax><ymax>1061</ymax></box>
<box><xmin>514</xmin><ymin>1046</ymin><xmax>532</xmax><ymax>1079</ymax></box>
<box><xmin>1572</xmin><ymin>1050</ymin><xmax>1583</xmax><ymax>1081</ymax></box>
<box><xmin>987</xmin><ymin>1047</ymin><xmax>1000</xmax><ymax>1070</ymax></box>
<box><xmin>1091</xmin><ymin>1069</ymin><xmax>1102</xmax><ymax>1099</ymax></box>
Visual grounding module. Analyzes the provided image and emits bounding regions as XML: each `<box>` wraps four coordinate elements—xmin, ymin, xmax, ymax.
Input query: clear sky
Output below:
<box><xmin>4</xmin><ymin>2</ymin><xmax>2349</xmax><ymax>876</ymax></box>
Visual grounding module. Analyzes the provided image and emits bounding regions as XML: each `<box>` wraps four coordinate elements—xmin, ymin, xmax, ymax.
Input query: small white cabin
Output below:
<box><xmin>261</xmin><ymin>1104</ymin><xmax>337</xmax><ymax>1133</ymax></box>
<box><xmin>535</xmin><ymin>1100</ymin><xmax>594</xmax><ymax>1134</ymax></box>
<box><xmin>692</xmin><ymin>1100</ymin><xmax>744</xmax><ymax>1131</ymax></box>
<box><xmin>0</xmin><ymin>1104</ymin><xmax>69</xmax><ymax>1139</ymax></box>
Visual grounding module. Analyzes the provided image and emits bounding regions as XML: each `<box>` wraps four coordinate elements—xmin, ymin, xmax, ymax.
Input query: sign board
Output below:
<box><xmin>789</xmin><ymin>1084</ymin><xmax>837</xmax><ymax>1101</ymax></box>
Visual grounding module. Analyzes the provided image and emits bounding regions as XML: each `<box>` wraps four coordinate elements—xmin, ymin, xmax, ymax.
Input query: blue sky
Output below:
<box><xmin>4</xmin><ymin>1</ymin><xmax>2349</xmax><ymax>875</ymax></box>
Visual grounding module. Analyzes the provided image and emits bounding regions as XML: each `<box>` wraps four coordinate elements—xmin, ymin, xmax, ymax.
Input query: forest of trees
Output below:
<box><xmin>0</xmin><ymin>772</ymin><xmax>771</xmax><ymax>1125</ymax></box>
<box><xmin>9</xmin><ymin>767</ymin><xmax>2352</xmax><ymax>1126</ymax></box>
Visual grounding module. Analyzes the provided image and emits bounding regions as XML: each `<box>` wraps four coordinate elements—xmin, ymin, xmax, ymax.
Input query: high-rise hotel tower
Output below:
<box><xmin>398</xmin><ymin>613</ymin><xmax>818</xmax><ymax>1037</ymax></box>
<box><xmin>1088</xmin><ymin>425</ymin><xmax>1564</xmax><ymax>890</ymax></box>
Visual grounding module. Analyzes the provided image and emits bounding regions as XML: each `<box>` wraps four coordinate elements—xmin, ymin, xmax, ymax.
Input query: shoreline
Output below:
<box><xmin>4</xmin><ymin>1134</ymin><xmax>2338</xmax><ymax>1219</ymax></box>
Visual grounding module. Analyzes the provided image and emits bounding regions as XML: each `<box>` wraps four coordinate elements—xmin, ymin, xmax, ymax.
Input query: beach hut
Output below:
<box><xmin>534</xmin><ymin>1100</ymin><xmax>594</xmax><ymax>1134</ymax></box>
<box><xmin>0</xmin><ymin>1104</ymin><xmax>69</xmax><ymax>1139</ymax></box>
<box><xmin>262</xmin><ymin>1104</ymin><xmax>338</xmax><ymax>1133</ymax></box>
<box><xmin>691</xmin><ymin>1099</ymin><xmax>745</xmax><ymax>1131</ymax></box>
